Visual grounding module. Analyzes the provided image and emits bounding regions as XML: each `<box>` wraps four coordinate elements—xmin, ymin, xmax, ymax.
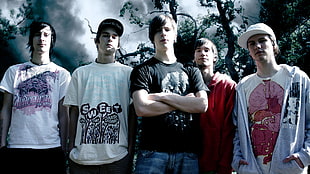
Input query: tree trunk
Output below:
<box><xmin>216</xmin><ymin>0</ymin><xmax>239</xmax><ymax>82</ymax></box>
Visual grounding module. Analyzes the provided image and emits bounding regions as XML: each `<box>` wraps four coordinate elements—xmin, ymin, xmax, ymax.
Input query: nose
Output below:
<box><xmin>160</xmin><ymin>29</ymin><xmax>167</xmax><ymax>36</ymax></box>
<box><xmin>107</xmin><ymin>35</ymin><xmax>115</xmax><ymax>42</ymax></box>
<box><xmin>254</xmin><ymin>42</ymin><xmax>262</xmax><ymax>49</ymax></box>
<box><xmin>201</xmin><ymin>50</ymin><xmax>207</xmax><ymax>55</ymax></box>
<box><xmin>38</xmin><ymin>33</ymin><xmax>46</xmax><ymax>41</ymax></box>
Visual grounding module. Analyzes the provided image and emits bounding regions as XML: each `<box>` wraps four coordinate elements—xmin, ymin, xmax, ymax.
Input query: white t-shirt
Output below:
<box><xmin>63</xmin><ymin>61</ymin><xmax>132</xmax><ymax>165</ymax></box>
<box><xmin>243</xmin><ymin>68</ymin><xmax>286</xmax><ymax>173</ymax></box>
<box><xmin>0</xmin><ymin>61</ymin><xmax>71</xmax><ymax>149</ymax></box>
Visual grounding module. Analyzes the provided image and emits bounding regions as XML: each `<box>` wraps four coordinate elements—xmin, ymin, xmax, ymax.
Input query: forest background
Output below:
<box><xmin>1</xmin><ymin>0</ymin><xmax>309</xmax><ymax>83</ymax></box>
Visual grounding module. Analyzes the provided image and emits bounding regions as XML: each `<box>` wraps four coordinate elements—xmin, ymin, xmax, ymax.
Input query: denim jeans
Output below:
<box><xmin>134</xmin><ymin>150</ymin><xmax>199</xmax><ymax>174</ymax></box>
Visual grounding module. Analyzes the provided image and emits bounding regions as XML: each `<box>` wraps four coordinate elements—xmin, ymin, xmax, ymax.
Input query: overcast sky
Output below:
<box><xmin>0</xmin><ymin>0</ymin><xmax>260</xmax><ymax>72</ymax></box>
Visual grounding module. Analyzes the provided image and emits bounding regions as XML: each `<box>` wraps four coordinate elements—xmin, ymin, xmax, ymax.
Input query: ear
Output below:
<box><xmin>94</xmin><ymin>38</ymin><xmax>99</xmax><ymax>50</ymax></box>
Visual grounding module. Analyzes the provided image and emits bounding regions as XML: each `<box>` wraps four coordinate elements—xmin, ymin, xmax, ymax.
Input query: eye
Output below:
<box><xmin>102</xmin><ymin>33</ymin><xmax>110</xmax><ymax>38</ymax></box>
<box><xmin>164</xmin><ymin>28</ymin><xmax>171</xmax><ymax>32</ymax></box>
<box><xmin>43</xmin><ymin>33</ymin><xmax>50</xmax><ymax>37</ymax></box>
<box><xmin>258</xmin><ymin>39</ymin><xmax>267</xmax><ymax>44</ymax></box>
<box><xmin>111</xmin><ymin>34</ymin><xmax>118</xmax><ymax>39</ymax></box>
<box><xmin>248</xmin><ymin>41</ymin><xmax>255</xmax><ymax>47</ymax></box>
<box><xmin>34</xmin><ymin>33</ymin><xmax>41</xmax><ymax>37</ymax></box>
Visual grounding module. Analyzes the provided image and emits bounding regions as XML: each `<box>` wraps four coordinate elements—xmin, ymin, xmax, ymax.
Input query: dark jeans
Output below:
<box><xmin>0</xmin><ymin>146</ymin><xmax>66</xmax><ymax>174</ymax></box>
<box><xmin>134</xmin><ymin>150</ymin><xmax>199</xmax><ymax>174</ymax></box>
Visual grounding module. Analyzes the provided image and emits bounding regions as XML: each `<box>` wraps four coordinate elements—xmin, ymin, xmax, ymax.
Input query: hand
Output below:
<box><xmin>239</xmin><ymin>159</ymin><xmax>249</xmax><ymax>166</ymax></box>
<box><xmin>185</xmin><ymin>93</ymin><xmax>195</xmax><ymax>97</ymax></box>
<box><xmin>283</xmin><ymin>154</ymin><xmax>304</xmax><ymax>168</ymax></box>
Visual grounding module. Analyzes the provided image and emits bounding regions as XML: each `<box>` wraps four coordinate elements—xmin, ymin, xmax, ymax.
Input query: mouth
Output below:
<box><xmin>199</xmin><ymin>57</ymin><xmax>208</xmax><ymax>61</ymax></box>
<box><xmin>160</xmin><ymin>39</ymin><xmax>168</xmax><ymax>43</ymax></box>
<box><xmin>255</xmin><ymin>50</ymin><xmax>265</xmax><ymax>55</ymax></box>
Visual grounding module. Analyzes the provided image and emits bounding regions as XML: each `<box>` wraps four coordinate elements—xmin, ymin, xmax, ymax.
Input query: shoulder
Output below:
<box><xmin>180</xmin><ymin>62</ymin><xmax>200</xmax><ymax>74</ymax></box>
<box><xmin>72</xmin><ymin>62</ymin><xmax>94</xmax><ymax>73</ymax></box>
<box><xmin>50</xmin><ymin>62</ymin><xmax>69</xmax><ymax>72</ymax></box>
<box><xmin>135</xmin><ymin>58</ymin><xmax>156</xmax><ymax>67</ymax></box>
<box><xmin>215</xmin><ymin>73</ymin><xmax>237</xmax><ymax>88</ymax></box>
<box><xmin>114</xmin><ymin>62</ymin><xmax>133</xmax><ymax>71</ymax></box>
<box><xmin>280</xmin><ymin>64</ymin><xmax>309</xmax><ymax>80</ymax></box>
<box><xmin>217</xmin><ymin>72</ymin><xmax>235</xmax><ymax>82</ymax></box>
<box><xmin>4</xmin><ymin>62</ymin><xmax>31</xmax><ymax>74</ymax></box>
<box><xmin>132</xmin><ymin>58</ymin><xmax>156</xmax><ymax>73</ymax></box>
<box><xmin>236</xmin><ymin>73</ymin><xmax>256</xmax><ymax>89</ymax></box>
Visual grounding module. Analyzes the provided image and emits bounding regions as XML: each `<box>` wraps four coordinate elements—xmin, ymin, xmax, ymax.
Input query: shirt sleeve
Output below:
<box><xmin>63</xmin><ymin>70</ymin><xmax>78</xmax><ymax>106</ymax></box>
<box><xmin>58</xmin><ymin>69</ymin><xmax>71</xmax><ymax>100</ymax></box>
<box><xmin>189</xmin><ymin>66</ymin><xmax>209</xmax><ymax>93</ymax></box>
<box><xmin>0</xmin><ymin>66</ymin><xmax>16</xmax><ymax>94</ymax></box>
<box><xmin>130</xmin><ymin>65</ymin><xmax>151</xmax><ymax>95</ymax></box>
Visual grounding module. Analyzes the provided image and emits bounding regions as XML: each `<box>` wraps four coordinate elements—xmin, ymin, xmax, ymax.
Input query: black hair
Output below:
<box><xmin>27</xmin><ymin>21</ymin><xmax>56</xmax><ymax>57</ymax></box>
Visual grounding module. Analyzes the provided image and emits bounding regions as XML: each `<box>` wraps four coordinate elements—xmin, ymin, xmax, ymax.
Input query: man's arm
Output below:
<box><xmin>58</xmin><ymin>97</ymin><xmax>69</xmax><ymax>152</ymax></box>
<box><xmin>67</xmin><ymin>106</ymin><xmax>79</xmax><ymax>151</ymax></box>
<box><xmin>132</xmin><ymin>89</ymin><xmax>176</xmax><ymax>117</ymax></box>
<box><xmin>149</xmin><ymin>90</ymin><xmax>208</xmax><ymax>113</ymax></box>
<box><xmin>0</xmin><ymin>92</ymin><xmax>13</xmax><ymax>148</ymax></box>
<box><xmin>127</xmin><ymin>103</ymin><xmax>137</xmax><ymax>173</ymax></box>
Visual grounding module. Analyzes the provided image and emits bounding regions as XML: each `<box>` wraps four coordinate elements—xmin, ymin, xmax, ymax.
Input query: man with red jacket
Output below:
<box><xmin>194</xmin><ymin>38</ymin><xmax>236</xmax><ymax>174</ymax></box>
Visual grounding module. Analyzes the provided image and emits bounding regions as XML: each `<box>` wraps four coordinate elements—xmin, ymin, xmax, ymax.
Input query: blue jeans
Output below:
<box><xmin>134</xmin><ymin>150</ymin><xmax>199</xmax><ymax>174</ymax></box>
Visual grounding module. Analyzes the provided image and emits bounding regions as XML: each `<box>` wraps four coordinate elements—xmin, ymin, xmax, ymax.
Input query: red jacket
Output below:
<box><xmin>199</xmin><ymin>72</ymin><xmax>236</xmax><ymax>174</ymax></box>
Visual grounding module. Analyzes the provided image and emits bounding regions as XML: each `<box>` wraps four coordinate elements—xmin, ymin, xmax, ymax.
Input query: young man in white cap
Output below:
<box><xmin>63</xmin><ymin>18</ymin><xmax>134</xmax><ymax>174</ymax></box>
<box><xmin>232</xmin><ymin>23</ymin><xmax>310</xmax><ymax>174</ymax></box>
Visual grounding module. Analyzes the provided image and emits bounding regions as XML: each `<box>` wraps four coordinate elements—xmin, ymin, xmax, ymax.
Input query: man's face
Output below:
<box><xmin>194</xmin><ymin>42</ymin><xmax>216</xmax><ymax>68</ymax></box>
<box><xmin>32</xmin><ymin>26</ymin><xmax>52</xmax><ymax>54</ymax></box>
<box><xmin>96</xmin><ymin>27</ymin><xmax>120</xmax><ymax>54</ymax></box>
<box><xmin>153</xmin><ymin>22</ymin><xmax>176</xmax><ymax>50</ymax></box>
<box><xmin>247</xmin><ymin>34</ymin><xmax>275</xmax><ymax>63</ymax></box>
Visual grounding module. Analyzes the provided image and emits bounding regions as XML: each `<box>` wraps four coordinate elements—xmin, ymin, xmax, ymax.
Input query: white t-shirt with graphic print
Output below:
<box><xmin>243</xmin><ymin>68</ymin><xmax>286</xmax><ymax>173</ymax></box>
<box><xmin>63</xmin><ymin>61</ymin><xmax>132</xmax><ymax>165</ymax></box>
<box><xmin>0</xmin><ymin>61</ymin><xmax>71</xmax><ymax>149</ymax></box>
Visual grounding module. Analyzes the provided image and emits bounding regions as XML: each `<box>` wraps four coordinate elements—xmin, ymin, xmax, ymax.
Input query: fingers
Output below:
<box><xmin>283</xmin><ymin>154</ymin><xmax>298</xmax><ymax>163</ymax></box>
<box><xmin>283</xmin><ymin>154</ymin><xmax>305</xmax><ymax>168</ymax></box>
<box><xmin>239</xmin><ymin>159</ymin><xmax>249</xmax><ymax>166</ymax></box>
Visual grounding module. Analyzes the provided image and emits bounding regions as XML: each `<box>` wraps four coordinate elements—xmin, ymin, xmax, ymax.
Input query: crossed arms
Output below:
<box><xmin>132</xmin><ymin>89</ymin><xmax>208</xmax><ymax>117</ymax></box>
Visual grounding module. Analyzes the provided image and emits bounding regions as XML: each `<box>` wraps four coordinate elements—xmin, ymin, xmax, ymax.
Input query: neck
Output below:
<box><xmin>31</xmin><ymin>52</ymin><xmax>50</xmax><ymax>65</ymax></box>
<box><xmin>154</xmin><ymin>49</ymin><xmax>176</xmax><ymax>64</ymax></box>
<box><xmin>256</xmin><ymin>62</ymin><xmax>281</xmax><ymax>78</ymax></box>
<box><xmin>199</xmin><ymin>65</ymin><xmax>214</xmax><ymax>84</ymax></box>
<box><xmin>96</xmin><ymin>53</ymin><xmax>115</xmax><ymax>64</ymax></box>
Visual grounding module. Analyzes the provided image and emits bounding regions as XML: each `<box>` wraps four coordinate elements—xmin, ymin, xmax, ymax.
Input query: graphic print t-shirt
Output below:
<box><xmin>63</xmin><ymin>62</ymin><xmax>132</xmax><ymax>165</ymax></box>
<box><xmin>130</xmin><ymin>57</ymin><xmax>208</xmax><ymax>153</ymax></box>
<box><xmin>244</xmin><ymin>69</ymin><xmax>286</xmax><ymax>165</ymax></box>
<box><xmin>0</xmin><ymin>61</ymin><xmax>71</xmax><ymax>148</ymax></box>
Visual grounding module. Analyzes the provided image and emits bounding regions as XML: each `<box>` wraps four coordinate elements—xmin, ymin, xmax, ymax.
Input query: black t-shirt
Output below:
<box><xmin>130</xmin><ymin>57</ymin><xmax>208</xmax><ymax>153</ymax></box>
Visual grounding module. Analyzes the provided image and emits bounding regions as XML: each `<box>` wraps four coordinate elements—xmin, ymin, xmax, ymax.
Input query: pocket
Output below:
<box><xmin>136</xmin><ymin>150</ymin><xmax>155</xmax><ymax>160</ymax></box>
<box><xmin>273</xmin><ymin>160</ymin><xmax>304</xmax><ymax>174</ymax></box>
<box><xmin>183</xmin><ymin>152</ymin><xmax>198</xmax><ymax>160</ymax></box>
<box><xmin>237</xmin><ymin>164</ymin><xmax>259</xmax><ymax>174</ymax></box>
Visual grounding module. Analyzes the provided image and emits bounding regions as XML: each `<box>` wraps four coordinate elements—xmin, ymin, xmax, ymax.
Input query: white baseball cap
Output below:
<box><xmin>238</xmin><ymin>23</ymin><xmax>276</xmax><ymax>49</ymax></box>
